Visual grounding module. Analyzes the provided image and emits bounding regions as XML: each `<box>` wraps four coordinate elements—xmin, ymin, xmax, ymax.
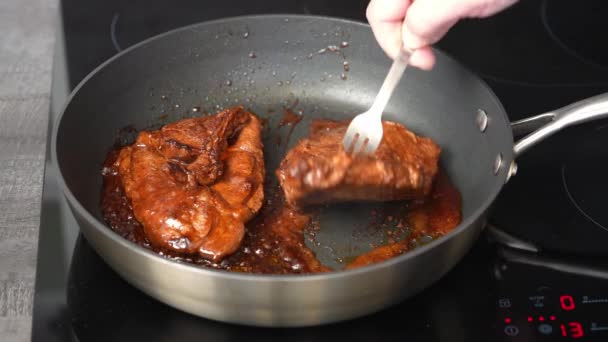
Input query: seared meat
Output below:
<box><xmin>114</xmin><ymin>106</ymin><xmax>264</xmax><ymax>261</ymax></box>
<box><xmin>276</xmin><ymin>119</ymin><xmax>441</xmax><ymax>207</ymax></box>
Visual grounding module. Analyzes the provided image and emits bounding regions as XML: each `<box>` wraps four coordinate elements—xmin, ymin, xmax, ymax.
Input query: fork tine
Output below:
<box><xmin>353</xmin><ymin>135</ymin><xmax>368</xmax><ymax>155</ymax></box>
<box><xmin>342</xmin><ymin>127</ymin><xmax>358</xmax><ymax>153</ymax></box>
<box><xmin>343</xmin><ymin>134</ymin><xmax>354</xmax><ymax>153</ymax></box>
<box><xmin>363</xmin><ymin>134</ymin><xmax>380</xmax><ymax>154</ymax></box>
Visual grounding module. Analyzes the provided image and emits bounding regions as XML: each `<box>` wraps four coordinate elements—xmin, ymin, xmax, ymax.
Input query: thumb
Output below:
<box><xmin>400</xmin><ymin>0</ymin><xmax>460</xmax><ymax>70</ymax></box>
<box><xmin>402</xmin><ymin>0</ymin><xmax>461</xmax><ymax>50</ymax></box>
<box><xmin>402</xmin><ymin>0</ymin><xmax>519</xmax><ymax>49</ymax></box>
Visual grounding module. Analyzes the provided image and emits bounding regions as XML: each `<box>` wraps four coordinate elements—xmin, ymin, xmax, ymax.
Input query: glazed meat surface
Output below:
<box><xmin>114</xmin><ymin>106</ymin><xmax>264</xmax><ymax>261</ymax></box>
<box><xmin>276</xmin><ymin>119</ymin><xmax>441</xmax><ymax>207</ymax></box>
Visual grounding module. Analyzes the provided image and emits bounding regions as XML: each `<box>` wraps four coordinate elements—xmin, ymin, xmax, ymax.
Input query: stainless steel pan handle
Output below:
<box><xmin>513</xmin><ymin>92</ymin><xmax>608</xmax><ymax>157</ymax></box>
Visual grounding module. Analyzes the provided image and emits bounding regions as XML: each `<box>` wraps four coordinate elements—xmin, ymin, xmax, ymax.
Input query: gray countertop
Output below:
<box><xmin>0</xmin><ymin>0</ymin><xmax>57</xmax><ymax>341</ymax></box>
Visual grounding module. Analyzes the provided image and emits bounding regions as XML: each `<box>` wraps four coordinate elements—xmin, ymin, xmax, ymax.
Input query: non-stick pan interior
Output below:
<box><xmin>55</xmin><ymin>15</ymin><xmax>513</xmax><ymax>271</ymax></box>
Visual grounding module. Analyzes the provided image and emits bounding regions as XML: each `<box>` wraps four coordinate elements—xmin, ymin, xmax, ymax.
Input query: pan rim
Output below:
<box><xmin>51</xmin><ymin>13</ymin><xmax>511</xmax><ymax>282</ymax></box>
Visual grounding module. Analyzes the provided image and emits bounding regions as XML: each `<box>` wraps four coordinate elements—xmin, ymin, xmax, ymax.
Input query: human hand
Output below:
<box><xmin>366</xmin><ymin>0</ymin><xmax>519</xmax><ymax>70</ymax></box>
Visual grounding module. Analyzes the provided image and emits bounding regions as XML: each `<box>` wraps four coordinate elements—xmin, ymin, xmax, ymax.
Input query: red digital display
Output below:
<box><xmin>539</xmin><ymin>316</ymin><xmax>545</xmax><ymax>321</ymax></box>
<box><xmin>560</xmin><ymin>295</ymin><xmax>576</xmax><ymax>311</ymax></box>
<box><xmin>560</xmin><ymin>322</ymin><xmax>584</xmax><ymax>339</ymax></box>
<box><xmin>504</xmin><ymin>318</ymin><xmax>511</xmax><ymax>324</ymax></box>
<box><xmin>527</xmin><ymin>316</ymin><xmax>533</xmax><ymax>322</ymax></box>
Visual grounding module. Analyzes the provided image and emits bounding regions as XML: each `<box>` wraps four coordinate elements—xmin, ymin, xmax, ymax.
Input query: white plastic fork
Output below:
<box><xmin>342</xmin><ymin>47</ymin><xmax>413</xmax><ymax>155</ymax></box>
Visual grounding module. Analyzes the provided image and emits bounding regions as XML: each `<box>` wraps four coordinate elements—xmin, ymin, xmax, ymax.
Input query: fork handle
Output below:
<box><xmin>369</xmin><ymin>47</ymin><xmax>413</xmax><ymax>116</ymax></box>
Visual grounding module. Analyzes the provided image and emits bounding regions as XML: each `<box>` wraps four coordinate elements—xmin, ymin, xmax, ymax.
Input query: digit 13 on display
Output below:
<box><xmin>559</xmin><ymin>295</ymin><xmax>583</xmax><ymax>339</ymax></box>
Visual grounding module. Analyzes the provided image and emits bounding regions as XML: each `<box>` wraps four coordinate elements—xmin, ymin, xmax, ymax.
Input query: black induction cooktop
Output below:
<box><xmin>32</xmin><ymin>1</ymin><xmax>608</xmax><ymax>341</ymax></box>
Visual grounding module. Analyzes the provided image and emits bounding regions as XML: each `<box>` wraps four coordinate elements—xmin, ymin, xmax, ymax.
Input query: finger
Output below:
<box><xmin>409</xmin><ymin>47</ymin><xmax>435</xmax><ymax>70</ymax></box>
<box><xmin>366</xmin><ymin>0</ymin><xmax>412</xmax><ymax>59</ymax></box>
<box><xmin>403</xmin><ymin>0</ymin><xmax>462</xmax><ymax>48</ymax></box>
<box><xmin>366</xmin><ymin>0</ymin><xmax>411</xmax><ymax>21</ymax></box>
<box><xmin>403</xmin><ymin>0</ymin><xmax>519</xmax><ymax>48</ymax></box>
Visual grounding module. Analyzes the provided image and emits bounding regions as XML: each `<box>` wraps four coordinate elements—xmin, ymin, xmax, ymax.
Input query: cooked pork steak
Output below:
<box><xmin>276</xmin><ymin>119</ymin><xmax>441</xmax><ymax>207</ymax></box>
<box><xmin>114</xmin><ymin>106</ymin><xmax>264</xmax><ymax>261</ymax></box>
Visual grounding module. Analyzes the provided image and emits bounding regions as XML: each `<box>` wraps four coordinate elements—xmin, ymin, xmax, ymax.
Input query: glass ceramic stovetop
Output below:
<box><xmin>32</xmin><ymin>1</ymin><xmax>608</xmax><ymax>341</ymax></box>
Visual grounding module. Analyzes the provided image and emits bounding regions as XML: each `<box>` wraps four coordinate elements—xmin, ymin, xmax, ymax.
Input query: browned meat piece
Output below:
<box><xmin>114</xmin><ymin>106</ymin><xmax>264</xmax><ymax>261</ymax></box>
<box><xmin>276</xmin><ymin>119</ymin><xmax>441</xmax><ymax>207</ymax></box>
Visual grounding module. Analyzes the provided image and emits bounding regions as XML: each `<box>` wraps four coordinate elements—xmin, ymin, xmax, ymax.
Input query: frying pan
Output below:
<box><xmin>52</xmin><ymin>15</ymin><xmax>608</xmax><ymax>327</ymax></box>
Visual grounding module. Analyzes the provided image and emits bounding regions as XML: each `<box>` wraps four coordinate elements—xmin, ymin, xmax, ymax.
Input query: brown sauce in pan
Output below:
<box><xmin>273</xmin><ymin>108</ymin><xmax>303</xmax><ymax>150</ymax></box>
<box><xmin>345</xmin><ymin>171</ymin><xmax>461</xmax><ymax>269</ymax></box>
<box><xmin>278</xmin><ymin>108</ymin><xmax>303</xmax><ymax>127</ymax></box>
<box><xmin>100</xmin><ymin>120</ymin><xmax>462</xmax><ymax>275</ymax></box>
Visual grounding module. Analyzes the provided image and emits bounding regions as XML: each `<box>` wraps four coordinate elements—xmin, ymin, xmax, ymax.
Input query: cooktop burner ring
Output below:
<box><xmin>541</xmin><ymin>0</ymin><xmax>608</xmax><ymax>70</ymax></box>
<box><xmin>111</xmin><ymin>12</ymin><xmax>123</xmax><ymax>52</ymax></box>
<box><xmin>561</xmin><ymin>164</ymin><xmax>608</xmax><ymax>233</ymax></box>
<box><xmin>559</xmin><ymin>122</ymin><xmax>608</xmax><ymax>234</ymax></box>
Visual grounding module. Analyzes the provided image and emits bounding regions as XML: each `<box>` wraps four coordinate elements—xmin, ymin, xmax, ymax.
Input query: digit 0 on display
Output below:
<box><xmin>560</xmin><ymin>295</ymin><xmax>575</xmax><ymax>311</ymax></box>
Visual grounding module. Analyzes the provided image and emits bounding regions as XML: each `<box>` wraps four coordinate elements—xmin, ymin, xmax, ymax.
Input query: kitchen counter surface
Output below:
<box><xmin>0</xmin><ymin>0</ymin><xmax>57</xmax><ymax>341</ymax></box>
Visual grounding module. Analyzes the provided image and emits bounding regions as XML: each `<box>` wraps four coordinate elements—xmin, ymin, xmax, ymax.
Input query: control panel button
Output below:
<box><xmin>538</xmin><ymin>324</ymin><xmax>553</xmax><ymax>335</ymax></box>
<box><xmin>498</xmin><ymin>298</ymin><xmax>512</xmax><ymax>308</ymax></box>
<box><xmin>529</xmin><ymin>295</ymin><xmax>545</xmax><ymax>308</ymax></box>
<box><xmin>582</xmin><ymin>295</ymin><xmax>608</xmax><ymax>304</ymax></box>
<box><xmin>504</xmin><ymin>325</ymin><xmax>520</xmax><ymax>336</ymax></box>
